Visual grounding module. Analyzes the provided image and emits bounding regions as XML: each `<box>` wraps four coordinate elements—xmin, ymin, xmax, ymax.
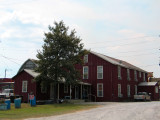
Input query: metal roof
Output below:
<box><xmin>24</xmin><ymin>69</ymin><xmax>40</xmax><ymax>78</ymax></box>
<box><xmin>90</xmin><ymin>51</ymin><xmax>147</xmax><ymax>73</ymax></box>
<box><xmin>138</xmin><ymin>82</ymin><xmax>157</xmax><ymax>86</ymax></box>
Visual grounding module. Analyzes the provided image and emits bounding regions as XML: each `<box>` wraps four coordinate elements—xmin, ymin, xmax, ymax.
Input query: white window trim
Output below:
<box><xmin>64</xmin><ymin>85</ymin><xmax>68</xmax><ymax>93</ymax></box>
<box><xmin>155</xmin><ymin>86</ymin><xmax>159</xmax><ymax>93</ymax></box>
<box><xmin>134</xmin><ymin>70</ymin><xmax>137</xmax><ymax>81</ymax></box>
<box><xmin>127</xmin><ymin>69</ymin><xmax>130</xmax><ymax>81</ymax></box>
<box><xmin>127</xmin><ymin>85</ymin><xmax>130</xmax><ymax>97</ymax></box>
<box><xmin>135</xmin><ymin>85</ymin><xmax>137</xmax><ymax>95</ymax></box>
<box><xmin>118</xmin><ymin>84</ymin><xmax>122</xmax><ymax>97</ymax></box>
<box><xmin>84</xmin><ymin>55</ymin><xmax>88</xmax><ymax>63</ymax></box>
<box><xmin>139</xmin><ymin>71</ymin><xmax>141</xmax><ymax>78</ymax></box>
<box><xmin>143</xmin><ymin>73</ymin><xmax>146</xmax><ymax>82</ymax></box>
<box><xmin>83</xmin><ymin>66</ymin><xmax>88</xmax><ymax>79</ymax></box>
<box><xmin>97</xmin><ymin>66</ymin><xmax>103</xmax><ymax>79</ymax></box>
<box><xmin>118</xmin><ymin>66</ymin><xmax>122</xmax><ymax>80</ymax></box>
<box><xmin>22</xmin><ymin>81</ymin><xmax>28</xmax><ymax>93</ymax></box>
<box><xmin>97</xmin><ymin>83</ymin><xmax>103</xmax><ymax>97</ymax></box>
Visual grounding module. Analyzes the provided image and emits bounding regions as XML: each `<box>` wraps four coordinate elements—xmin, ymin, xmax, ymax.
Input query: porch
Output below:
<box><xmin>50</xmin><ymin>82</ymin><xmax>92</xmax><ymax>102</ymax></box>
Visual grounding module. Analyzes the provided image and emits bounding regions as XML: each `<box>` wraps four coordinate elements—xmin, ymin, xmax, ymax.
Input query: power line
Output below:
<box><xmin>0</xmin><ymin>54</ymin><xmax>21</xmax><ymax>65</ymax></box>
<box><xmin>139</xmin><ymin>64</ymin><xmax>159</xmax><ymax>68</ymax></box>
<box><xmin>88</xmin><ymin>40</ymin><xmax>155</xmax><ymax>49</ymax></box>
<box><xmin>117</xmin><ymin>52</ymin><xmax>159</xmax><ymax>58</ymax></box>
<box><xmin>87</xmin><ymin>35</ymin><xmax>157</xmax><ymax>44</ymax></box>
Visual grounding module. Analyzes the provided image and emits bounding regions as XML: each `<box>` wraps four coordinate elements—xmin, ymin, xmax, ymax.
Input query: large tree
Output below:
<box><xmin>35</xmin><ymin>21</ymin><xmax>88</xmax><ymax>87</ymax></box>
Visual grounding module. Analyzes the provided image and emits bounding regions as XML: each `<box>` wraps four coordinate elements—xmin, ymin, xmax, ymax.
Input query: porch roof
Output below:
<box><xmin>0</xmin><ymin>82</ymin><xmax>14</xmax><ymax>84</ymax></box>
<box><xmin>138</xmin><ymin>82</ymin><xmax>157</xmax><ymax>86</ymax></box>
<box><xmin>79</xmin><ymin>81</ymin><xmax>91</xmax><ymax>86</ymax></box>
<box><xmin>23</xmin><ymin>69</ymin><xmax>92</xmax><ymax>86</ymax></box>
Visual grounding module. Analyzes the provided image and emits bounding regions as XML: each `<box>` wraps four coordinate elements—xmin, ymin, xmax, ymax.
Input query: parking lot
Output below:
<box><xmin>26</xmin><ymin>101</ymin><xmax>160</xmax><ymax>120</ymax></box>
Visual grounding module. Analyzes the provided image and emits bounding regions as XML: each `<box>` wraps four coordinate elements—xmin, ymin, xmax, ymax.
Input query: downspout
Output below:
<box><xmin>111</xmin><ymin>65</ymin><xmax>113</xmax><ymax>101</ymax></box>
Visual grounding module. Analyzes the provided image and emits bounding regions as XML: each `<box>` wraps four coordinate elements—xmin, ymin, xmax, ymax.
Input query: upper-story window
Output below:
<box><xmin>139</xmin><ymin>71</ymin><xmax>141</xmax><ymax>78</ymax></box>
<box><xmin>97</xmin><ymin>66</ymin><xmax>103</xmax><ymax>79</ymax></box>
<box><xmin>134</xmin><ymin>70</ymin><xmax>137</xmax><ymax>81</ymax></box>
<box><xmin>84</xmin><ymin>55</ymin><xmax>88</xmax><ymax>63</ymax></box>
<box><xmin>118</xmin><ymin>66</ymin><xmax>121</xmax><ymax>79</ymax></box>
<box><xmin>127</xmin><ymin>69</ymin><xmax>130</xmax><ymax>81</ymax></box>
<box><xmin>83</xmin><ymin>66</ymin><xmax>88</xmax><ymax>79</ymax></box>
<box><xmin>143</xmin><ymin>73</ymin><xmax>146</xmax><ymax>82</ymax></box>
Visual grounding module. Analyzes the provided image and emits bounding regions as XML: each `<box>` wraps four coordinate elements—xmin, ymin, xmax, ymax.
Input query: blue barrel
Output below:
<box><xmin>5</xmin><ymin>99</ymin><xmax>11</xmax><ymax>110</ymax></box>
<box><xmin>14</xmin><ymin>98</ymin><xmax>21</xmax><ymax>108</ymax></box>
<box><xmin>30</xmin><ymin>97</ymin><xmax>36</xmax><ymax>106</ymax></box>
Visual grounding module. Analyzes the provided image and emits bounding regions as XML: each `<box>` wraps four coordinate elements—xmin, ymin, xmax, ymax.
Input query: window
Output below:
<box><xmin>97</xmin><ymin>66</ymin><xmax>103</xmax><ymax>79</ymax></box>
<box><xmin>83</xmin><ymin>66</ymin><xmax>88</xmax><ymax>79</ymax></box>
<box><xmin>84</xmin><ymin>55</ymin><xmax>88</xmax><ymax>63</ymax></box>
<box><xmin>97</xmin><ymin>83</ymin><xmax>103</xmax><ymax>97</ymax></box>
<box><xmin>139</xmin><ymin>71</ymin><xmax>141</xmax><ymax>78</ymax></box>
<box><xmin>127</xmin><ymin>69</ymin><xmax>130</xmax><ymax>80</ymax></box>
<box><xmin>22</xmin><ymin>81</ymin><xmax>28</xmax><ymax>93</ymax></box>
<box><xmin>135</xmin><ymin>85</ymin><xmax>137</xmax><ymax>95</ymax></box>
<box><xmin>155</xmin><ymin>86</ymin><xmax>159</xmax><ymax>93</ymax></box>
<box><xmin>134</xmin><ymin>70</ymin><xmax>137</xmax><ymax>81</ymax></box>
<box><xmin>64</xmin><ymin>85</ymin><xmax>68</xmax><ymax>93</ymax></box>
<box><xmin>118</xmin><ymin>84</ymin><xmax>121</xmax><ymax>97</ymax></box>
<box><xmin>118</xmin><ymin>66</ymin><xmax>121</xmax><ymax>79</ymax></box>
<box><xmin>143</xmin><ymin>73</ymin><xmax>146</xmax><ymax>82</ymax></box>
<box><xmin>41</xmin><ymin>84</ymin><xmax>47</xmax><ymax>93</ymax></box>
<box><xmin>127</xmin><ymin>85</ymin><xmax>130</xmax><ymax>97</ymax></box>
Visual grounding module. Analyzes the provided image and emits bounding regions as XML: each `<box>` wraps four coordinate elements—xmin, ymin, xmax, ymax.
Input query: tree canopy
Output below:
<box><xmin>35</xmin><ymin>21</ymin><xmax>88</xmax><ymax>85</ymax></box>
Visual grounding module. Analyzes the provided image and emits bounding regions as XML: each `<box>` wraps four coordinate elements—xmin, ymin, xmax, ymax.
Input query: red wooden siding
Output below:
<box><xmin>76</xmin><ymin>52</ymin><xmax>150</xmax><ymax>102</ymax></box>
<box><xmin>138</xmin><ymin>85</ymin><xmax>159</xmax><ymax>101</ymax></box>
<box><xmin>13</xmin><ymin>71</ymin><xmax>49</xmax><ymax>102</ymax></box>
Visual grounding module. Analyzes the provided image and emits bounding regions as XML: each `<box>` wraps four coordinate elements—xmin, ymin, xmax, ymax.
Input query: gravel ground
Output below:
<box><xmin>25</xmin><ymin>102</ymin><xmax>160</xmax><ymax>120</ymax></box>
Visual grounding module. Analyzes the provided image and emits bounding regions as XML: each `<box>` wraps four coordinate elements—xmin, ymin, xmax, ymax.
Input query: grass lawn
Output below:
<box><xmin>0</xmin><ymin>103</ymin><xmax>98</xmax><ymax>120</ymax></box>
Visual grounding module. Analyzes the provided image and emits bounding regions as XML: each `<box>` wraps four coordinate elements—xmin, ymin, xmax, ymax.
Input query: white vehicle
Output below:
<box><xmin>0</xmin><ymin>89</ymin><xmax>14</xmax><ymax>98</ymax></box>
<box><xmin>134</xmin><ymin>92</ymin><xmax>151</xmax><ymax>101</ymax></box>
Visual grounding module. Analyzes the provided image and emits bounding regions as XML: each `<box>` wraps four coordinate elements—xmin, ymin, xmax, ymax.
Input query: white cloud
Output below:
<box><xmin>0</xmin><ymin>0</ymin><xmax>160</xmax><ymax>78</ymax></box>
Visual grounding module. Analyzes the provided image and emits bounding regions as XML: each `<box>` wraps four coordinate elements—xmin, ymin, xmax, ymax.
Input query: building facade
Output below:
<box><xmin>13</xmin><ymin>51</ymin><xmax>159</xmax><ymax>102</ymax></box>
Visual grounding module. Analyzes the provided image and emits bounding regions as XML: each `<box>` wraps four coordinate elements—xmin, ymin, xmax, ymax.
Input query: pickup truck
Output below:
<box><xmin>0</xmin><ymin>89</ymin><xmax>14</xmax><ymax>98</ymax></box>
<box><xmin>134</xmin><ymin>92</ymin><xmax>151</xmax><ymax>101</ymax></box>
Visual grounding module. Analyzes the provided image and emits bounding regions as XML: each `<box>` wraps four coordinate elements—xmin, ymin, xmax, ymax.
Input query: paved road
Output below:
<box><xmin>26</xmin><ymin>102</ymin><xmax>160</xmax><ymax>120</ymax></box>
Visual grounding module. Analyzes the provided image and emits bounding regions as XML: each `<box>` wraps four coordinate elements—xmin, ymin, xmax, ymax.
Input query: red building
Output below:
<box><xmin>0</xmin><ymin>78</ymin><xmax>14</xmax><ymax>93</ymax></box>
<box><xmin>13</xmin><ymin>51</ymin><xmax>159</xmax><ymax>102</ymax></box>
<box><xmin>78</xmin><ymin>51</ymin><xmax>153</xmax><ymax>101</ymax></box>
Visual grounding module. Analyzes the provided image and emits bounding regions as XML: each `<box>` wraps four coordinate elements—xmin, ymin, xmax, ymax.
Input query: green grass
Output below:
<box><xmin>0</xmin><ymin>103</ymin><xmax>98</xmax><ymax>120</ymax></box>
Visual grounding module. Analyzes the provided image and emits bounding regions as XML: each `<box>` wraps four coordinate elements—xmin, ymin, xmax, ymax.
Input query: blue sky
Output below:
<box><xmin>0</xmin><ymin>0</ymin><xmax>160</xmax><ymax>78</ymax></box>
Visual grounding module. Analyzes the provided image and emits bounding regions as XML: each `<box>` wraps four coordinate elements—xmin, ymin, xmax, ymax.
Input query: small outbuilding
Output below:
<box><xmin>138</xmin><ymin>82</ymin><xmax>159</xmax><ymax>100</ymax></box>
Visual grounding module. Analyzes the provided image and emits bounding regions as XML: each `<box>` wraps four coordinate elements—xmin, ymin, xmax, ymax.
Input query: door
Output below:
<box><xmin>50</xmin><ymin>83</ymin><xmax>54</xmax><ymax>99</ymax></box>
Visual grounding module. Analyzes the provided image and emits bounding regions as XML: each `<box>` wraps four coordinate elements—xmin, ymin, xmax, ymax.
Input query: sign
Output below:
<box><xmin>29</xmin><ymin>95</ymin><xmax>34</xmax><ymax>100</ymax></box>
<box><xmin>148</xmin><ymin>72</ymin><xmax>153</xmax><ymax>78</ymax></box>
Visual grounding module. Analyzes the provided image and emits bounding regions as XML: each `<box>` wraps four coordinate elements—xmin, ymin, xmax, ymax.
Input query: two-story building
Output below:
<box><xmin>13</xmin><ymin>51</ymin><xmax>159</xmax><ymax>102</ymax></box>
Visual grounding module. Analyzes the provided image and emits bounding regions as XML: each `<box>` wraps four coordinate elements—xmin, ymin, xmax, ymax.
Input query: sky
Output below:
<box><xmin>0</xmin><ymin>0</ymin><xmax>160</xmax><ymax>78</ymax></box>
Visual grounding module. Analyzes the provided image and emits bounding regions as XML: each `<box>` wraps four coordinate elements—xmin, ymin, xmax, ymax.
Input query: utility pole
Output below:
<box><xmin>159</xmin><ymin>49</ymin><xmax>160</xmax><ymax>66</ymax></box>
<box><xmin>4</xmin><ymin>69</ymin><xmax>7</xmax><ymax>78</ymax></box>
<box><xmin>4</xmin><ymin>69</ymin><xmax>12</xmax><ymax>78</ymax></box>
